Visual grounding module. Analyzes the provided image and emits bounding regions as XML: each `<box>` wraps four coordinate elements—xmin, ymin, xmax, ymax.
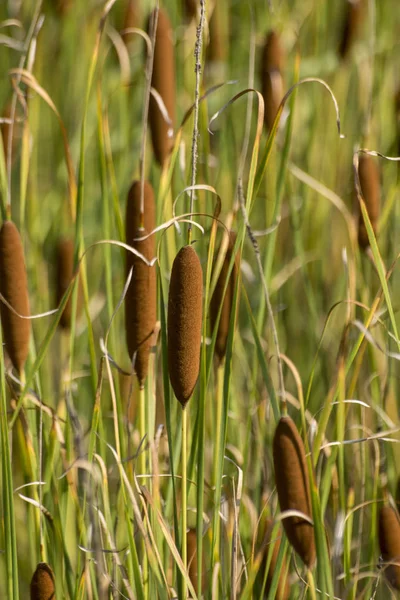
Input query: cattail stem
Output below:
<box><xmin>187</xmin><ymin>0</ymin><xmax>206</xmax><ymax>245</ymax></box>
<box><xmin>182</xmin><ymin>407</ymin><xmax>188</xmax><ymax>599</ymax></box>
<box><xmin>307</xmin><ymin>570</ymin><xmax>317</xmax><ymax>600</ymax></box>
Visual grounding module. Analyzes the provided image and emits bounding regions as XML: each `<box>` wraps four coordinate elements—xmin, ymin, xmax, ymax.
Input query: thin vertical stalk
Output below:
<box><xmin>182</xmin><ymin>407</ymin><xmax>188</xmax><ymax>599</ymax></box>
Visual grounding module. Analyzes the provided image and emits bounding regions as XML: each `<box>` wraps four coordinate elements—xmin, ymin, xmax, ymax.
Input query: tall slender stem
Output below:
<box><xmin>182</xmin><ymin>407</ymin><xmax>188</xmax><ymax>598</ymax></box>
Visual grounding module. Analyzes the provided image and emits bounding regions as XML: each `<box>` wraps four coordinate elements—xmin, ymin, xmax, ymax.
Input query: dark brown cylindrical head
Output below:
<box><xmin>273</xmin><ymin>416</ymin><xmax>315</xmax><ymax>568</ymax></box>
<box><xmin>260</xmin><ymin>31</ymin><xmax>284</xmax><ymax>131</ymax></box>
<box><xmin>258</xmin><ymin>519</ymin><xmax>290</xmax><ymax>600</ymax></box>
<box><xmin>168</xmin><ymin>245</ymin><xmax>203</xmax><ymax>407</ymax></box>
<box><xmin>357</xmin><ymin>154</ymin><xmax>380</xmax><ymax>249</ymax></box>
<box><xmin>0</xmin><ymin>220</ymin><xmax>30</xmax><ymax>373</ymax></box>
<box><xmin>338</xmin><ymin>0</ymin><xmax>364</xmax><ymax>60</ymax></box>
<box><xmin>261</xmin><ymin>31</ymin><xmax>284</xmax><ymax>73</ymax></box>
<box><xmin>125</xmin><ymin>180</ymin><xmax>157</xmax><ymax>387</ymax></box>
<box><xmin>183</xmin><ymin>0</ymin><xmax>197</xmax><ymax>21</ymax></box>
<box><xmin>148</xmin><ymin>8</ymin><xmax>176</xmax><ymax>168</ymax></box>
<box><xmin>207</xmin><ymin>4</ymin><xmax>226</xmax><ymax>64</ymax></box>
<box><xmin>56</xmin><ymin>237</ymin><xmax>82</xmax><ymax>330</ymax></box>
<box><xmin>121</xmin><ymin>0</ymin><xmax>140</xmax><ymax>42</ymax></box>
<box><xmin>378</xmin><ymin>504</ymin><xmax>400</xmax><ymax>590</ymax></box>
<box><xmin>30</xmin><ymin>562</ymin><xmax>56</xmax><ymax>599</ymax></box>
<box><xmin>210</xmin><ymin>232</ymin><xmax>238</xmax><ymax>367</ymax></box>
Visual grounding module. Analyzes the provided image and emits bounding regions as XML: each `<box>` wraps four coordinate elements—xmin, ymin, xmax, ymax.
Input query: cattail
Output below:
<box><xmin>357</xmin><ymin>154</ymin><xmax>380</xmax><ymax>250</ymax></box>
<box><xmin>378</xmin><ymin>504</ymin><xmax>400</xmax><ymax>590</ymax></box>
<box><xmin>125</xmin><ymin>180</ymin><xmax>156</xmax><ymax>387</ymax></box>
<box><xmin>260</xmin><ymin>31</ymin><xmax>284</xmax><ymax>132</ymax></box>
<box><xmin>56</xmin><ymin>237</ymin><xmax>82</xmax><ymax>330</ymax></box>
<box><xmin>183</xmin><ymin>0</ymin><xmax>197</xmax><ymax>21</ymax></box>
<box><xmin>209</xmin><ymin>232</ymin><xmax>238</xmax><ymax>367</ymax></box>
<box><xmin>0</xmin><ymin>220</ymin><xmax>30</xmax><ymax>373</ymax></box>
<box><xmin>187</xmin><ymin>528</ymin><xmax>206</xmax><ymax>593</ymax></box>
<box><xmin>30</xmin><ymin>562</ymin><xmax>56</xmax><ymax>599</ymax></box>
<box><xmin>207</xmin><ymin>3</ymin><xmax>226</xmax><ymax>65</ymax></box>
<box><xmin>338</xmin><ymin>0</ymin><xmax>364</xmax><ymax>60</ymax></box>
<box><xmin>258</xmin><ymin>519</ymin><xmax>290</xmax><ymax>600</ymax></box>
<box><xmin>148</xmin><ymin>8</ymin><xmax>176</xmax><ymax>168</ymax></box>
<box><xmin>121</xmin><ymin>0</ymin><xmax>140</xmax><ymax>43</ymax></box>
<box><xmin>1</xmin><ymin>101</ymin><xmax>21</xmax><ymax>169</ymax></box>
<box><xmin>168</xmin><ymin>245</ymin><xmax>203</xmax><ymax>407</ymax></box>
<box><xmin>273</xmin><ymin>416</ymin><xmax>315</xmax><ymax>568</ymax></box>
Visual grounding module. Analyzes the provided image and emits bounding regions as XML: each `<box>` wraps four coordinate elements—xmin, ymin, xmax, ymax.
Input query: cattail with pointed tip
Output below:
<box><xmin>125</xmin><ymin>180</ymin><xmax>156</xmax><ymax>387</ymax></box>
<box><xmin>258</xmin><ymin>519</ymin><xmax>290</xmax><ymax>599</ymax></box>
<box><xmin>56</xmin><ymin>237</ymin><xmax>82</xmax><ymax>330</ymax></box>
<box><xmin>210</xmin><ymin>232</ymin><xmax>238</xmax><ymax>367</ymax></box>
<box><xmin>260</xmin><ymin>31</ymin><xmax>284</xmax><ymax>132</ymax></box>
<box><xmin>338</xmin><ymin>0</ymin><xmax>364</xmax><ymax>60</ymax></box>
<box><xmin>357</xmin><ymin>154</ymin><xmax>380</xmax><ymax>250</ymax></box>
<box><xmin>168</xmin><ymin>245</ymin><xmax>203</xmax><ymax>407</ymax></box>
<box><xmin>30</xmin><ymin>562</ymin><xmax>56</xmax><ymax>599</ymax></box>
<box><xmin>273</xmin><ymin>415</ymin><xmax>315</xmax><ymax>568</ymax></box>
<box><xmin>148</xmin><ymin>8</ymin><xmax>176</xmax><ymax>167</ymax></box>
<box><xmin>378</xmin><ymin>504</ymin><xmax>400</xmax><ymax>590</ymax></box>
<box><xmin>207</xmin><ymin>3</ymin><xmax>226</xmax><ymax>65</ymax></box>
<box><xmin>0</xmin><ymin>220</ymin><xmax>30</xmax><ymax>373</ymax></box>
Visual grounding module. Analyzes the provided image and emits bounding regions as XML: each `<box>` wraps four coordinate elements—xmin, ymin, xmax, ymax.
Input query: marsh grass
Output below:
<box><xmin>0</xmin><ymin>0</ymin><xmax>400</xmax><ymax>598</ymax></box>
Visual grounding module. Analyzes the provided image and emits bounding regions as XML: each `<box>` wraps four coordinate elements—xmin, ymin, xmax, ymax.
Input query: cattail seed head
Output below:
<box><xmin>0</xmin><ymin>220</ymin><xmax>30</xmax><ymax>373</ymax></box>
<box><xmin>187</xmin><ymin>528</ymin><xmax>206</xmax><ymax>593</ymax></box>
<box><xmin>121</xmin><ymin>0</ymin><xmax>140</xmax><ymax>43</ymax></box>
<box><xmin>30</xmin><ymin>562</ymin><xmax>56</xmax><ymax>599</ymax></box>
<box><xmin>210</xmin><ymin>232</ymin><xmax>238</xmax><ymax>367</ymax></box>
<box><xmin>148</xmin><ymin>8</ymin><xmax>176</xmax><ymax>168</ymax></box>
<box><xmin>338</xmin><ymin>0</ymin><xmax>364</xmax><ymax>60</ymax></box>
<box><xmin>125</xmin><ymin>180</ymin><xmax>156</xmax><ymax>387</ymax></box>
<box><xmin>168</xmin><ymin>245</ymin><xmax>203</xmax><ymax>407</ymax></box>
<box><xmin>260</xmin><ymin>31</ymin><xmax>284</xmax><ymax>132</ymax></box>
<box><xmin>258</xmin><ymin>519</ymin><xmax>290</xmax><ymax>600</ymax></box>
<box><xmin>56</xmin><ymin>237</ymin><xmax>82</xmax><ymax>330</ymax></box>
<box><xmin>378</xmin><ymin>504</ymin><xmax>400</xmax><ymax>590</ymax></box>
<box><xmin>357</xmin><ymin>154</ymin><xmax>380</xmax><ymax>250</ymax></box>
<box><xmin>273</xmin><ymin>415</ymin><xmax>315</xmax><ymax>568</ymax></box>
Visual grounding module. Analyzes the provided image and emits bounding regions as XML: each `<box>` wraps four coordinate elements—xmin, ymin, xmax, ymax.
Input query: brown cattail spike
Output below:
<box><xmin>273</xmin><ymin>416</ymin><xmax>315</xmax><ymax>568</ymax></box>
<box><xmin>168</xmin><ymin>245</ymin><xmax>203</xmax><ymax>407</ymax></box>
<box><xmin>125</xmin><ymin>180</ymin><xmax>156</xmax><ymax>387</ymax></box>
<box><xmin>56</xmin><ymin>237</ymin><xmax>82</xmax><ymax>330</ymax></box>
<box><xmin>121</xmin><ymin>0</ymin><xmax>140</xmax><ymax>43</ymax></box>
<box><xmin>258</xmin><ymin>519</ymin><xmax>290</xmax><ymax>599</ymax></box>
<box><xmin>338</xmin><ymin>0</ymin><xmax>364</xmax><ymax>60</ymax></box>
<box><xmin>357</xmin><ymin>154</ymin><xmax>380</xmax><ymax>250</ymax></box>
<box><xmin>210</xmin><ymin>232</ymin><xmax>238</xmax><ymax>367</ymax></box>
<box><xmin>187</xmin><ymin>528</ymin><xmax>206</xmax><ymax>593</ymax></box>
<box><xmin>148</xmin><ymin>8</ymin><xmax>176</xmax><ymax>168</ymax></box>
<box><xmin>30</xmin><ymin>562</ymin><xmax>56</xmax><ymax>599</ymax></box>
<box><xmin>378</xmin><ymin>504</ymin><xmax>400</xmax><ymax>590</ymax></box>
<box><xmin>260</xmin><ymin>31</ymin><xmax>284</xmax><ymax>132</ymax></box>
<box><xmin>0</xmin><ymin>220</ymin><xmax>30</xmax><ymax>373</ymax></box>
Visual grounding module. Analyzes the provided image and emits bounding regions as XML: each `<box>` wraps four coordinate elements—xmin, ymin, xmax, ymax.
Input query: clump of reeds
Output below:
<box><xmin>125</xmin><ymin>180</ymin><xmax>156</xmax><ymax>387</ymax></box>
<box><xmin>209</xmin><ymin>232</ymin><xmax>238</xmax><ymax>367</ymax></box>
<box><xmin>260</xmin><ymin>30</ymin><xmax>284</xmax><ymax>132</ymax></box>
<box><xmin>272</xmin><ymin>415</ymin><xmax>315</xmax><ymax>568</ymax></box>
<box><xmin>168</xmin><ymin>245</ymin><xmax>203</xmax><ymax>407</ymax></box>
<box><xmin>56</xmin><ymin>237</ymin><xmax>81</xmax><ymax>330</ymax></box>
<box><xmin>338</xmin><ymin>0</ymin><xmax>365</xmax><ymax>60</ymax></box>
<box><xmin>378</xmin><ymin>504</ymin><xmax>400</xmax><ymax>590</ymax></box>
<box><xmin>357</xmin><ymin>154</ymin><xmax>380</xmax><ymax>250</ymax></box>
<box><xmin>0</xmin><ymin>220</ymin><xmax>30</xmax><ymax>374</ymax></box>
<box><xmin>257</xmin><ymin>518</ymin><xmax>290</xmax><ymax>599</ymax></box>
<box><xmin>148</xmin><ymin>8</ymin><xmax>176</xmax><ymax>168</ymax></box>
<box><xmin>30</xmin><ymin>562</ymin><xmax>56</xmax><ymax>599</ymax></box>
